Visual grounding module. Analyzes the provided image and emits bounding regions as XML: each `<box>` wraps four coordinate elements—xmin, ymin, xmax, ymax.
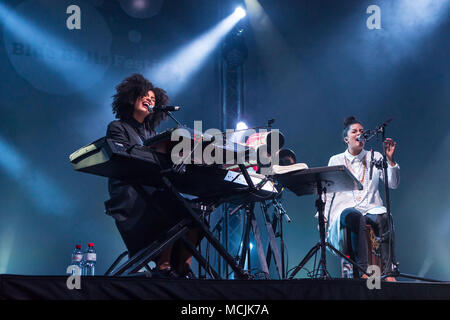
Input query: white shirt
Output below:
<box><xmin>323</xmin><ymin>149</ymin><xmax>400</xmax><ymax>252</ymax></box>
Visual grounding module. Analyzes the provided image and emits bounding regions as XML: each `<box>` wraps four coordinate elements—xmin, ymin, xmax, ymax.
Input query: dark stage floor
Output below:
<box><xmin>1</xmin><ymin>274</ymin><xmax>449</xmax><ymax>300</ymax></box>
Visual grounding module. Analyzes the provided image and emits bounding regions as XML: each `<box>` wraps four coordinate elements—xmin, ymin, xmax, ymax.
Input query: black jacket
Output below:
<box><xmin>103</xmin><ymin>118</ymin><xmax>162</xmax><ymax>229</ymax></box>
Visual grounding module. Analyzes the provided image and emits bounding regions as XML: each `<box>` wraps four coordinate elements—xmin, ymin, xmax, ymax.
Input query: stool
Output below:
<box><xmin>341</xmin><ymin>224</ymin><xmax>383</xmax><ymax>278</ymax></box>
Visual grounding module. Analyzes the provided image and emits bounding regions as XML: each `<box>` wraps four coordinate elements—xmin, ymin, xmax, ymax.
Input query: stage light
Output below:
<box><xmin>148</xmin><ymin>8</ymin><xmax>246</xmax><ymax>97</ymax></box>
<box><xmin>236</xmin><ymin>121</ymin><xmax>248</xmax><ymax>131</ymax></box>
<box><xmin>234</xmin><ymin>6</ymin><xmax>247</xmax><ymax>19</ymax></box>
<box><xmin>228</xmin><ymin>121</ymin><xmax>249</xmax><ymax>144</ymax></box>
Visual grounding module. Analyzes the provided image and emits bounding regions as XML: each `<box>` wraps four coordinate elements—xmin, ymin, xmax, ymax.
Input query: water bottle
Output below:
<box><xmin>341</xmin><ymin>258</ymin><xmax>353</xmax><ymax>278</ymax></box>
<box><xmin>84</xmin><ymin>243</ymin><xmax>97</xmax><ymax>276</ymax></box>
<box><xmin>70</xmin><ymin>244</ymin><xmax>83</xmax><ymax>275</ymax></box>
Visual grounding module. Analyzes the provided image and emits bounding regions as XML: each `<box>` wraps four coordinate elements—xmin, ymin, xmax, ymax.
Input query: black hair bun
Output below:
<box><xmin>344</xmin><ymin>116</ymin><xmax>358</xmax><ymax>128</ymax></box>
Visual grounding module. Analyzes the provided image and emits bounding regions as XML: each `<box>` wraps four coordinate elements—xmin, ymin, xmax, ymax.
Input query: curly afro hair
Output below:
<box><xmin>112</xmin><ymin>73</ymin><xmax>169</xmax><ymax>129</ymax></box>
<box><xmin>149</xmin><ymin>86</ymin><xmax>170</xmax><ymax>129</ymax></box>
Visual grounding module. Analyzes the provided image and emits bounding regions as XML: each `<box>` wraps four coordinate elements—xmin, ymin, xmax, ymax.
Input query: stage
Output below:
<box><xmin>1</xmin><ymin>274</ymin><xmax>449</xmax><ymax>300</ymax></box>
<box><xmin>1</xmin><ymin>2</ymin><xmax>450</xmax><ymax>314</ymax></box>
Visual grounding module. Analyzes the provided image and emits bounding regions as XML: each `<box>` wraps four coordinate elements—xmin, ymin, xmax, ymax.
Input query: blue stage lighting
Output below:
<box><xmin>0</xmin><ymin>1</ymin><xmax>111</xmax><ymax>95</ymax></box>
<box><xmin>236</xmin><ymin>121</ymin><xmax>248</xmax><ymax>130</ymax></box>
<box><xmin>397</xmin><ymin>0</ymin><xmax>449</xmax><ymax>28</ymax></box>
<box><xmin>0</xmin><ymin>137</ymin><xmax>71</xmax><ymax>215</ymax></box>
<box><xmin>118</xmin><ymin>0</ymin><xmax>164</xmax><ymax>19</ymax></box>
<box><xmin>147</xmin><ymin>7</ymin><xmax>246</xmax><ymax>97</ymax></box>
<box><xmin>0</xmin><ymin>225</ymin><xmax>16</xmax><ymax>274</ymax></box>
<box><xmin>234</xmin><ymin>6</ymin><xmax>247</xmax><ymax>19</ymax></box>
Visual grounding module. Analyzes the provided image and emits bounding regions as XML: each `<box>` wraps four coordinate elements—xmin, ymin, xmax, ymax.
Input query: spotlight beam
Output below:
<box><xmin>0</xmin><ymin>137</ymin><xmax>71</xmax><ymax>215</ymax></box>
<box><xmin>0</xmin><ymin>224</ymin><xmax>16</xmax><ymax>274</ymax></box>
<box><xmin>0</xmin><ymin>2</ymin><xmax>110</xmax><ymax>93</ymax></box>
<box><xmin>148</xmin><ymin>9</ymin><xmax>245</xmax><ymax>97</ymax></box>
<box><xmin>0</xmin><ymin>3</ymin><xmax>73</xmax><ymax>88</ymax></box>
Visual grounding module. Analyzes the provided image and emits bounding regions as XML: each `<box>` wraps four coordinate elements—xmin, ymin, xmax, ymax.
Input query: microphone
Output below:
<box><xmin>356</xmin><ymin>130</ymin><xmax>371</xmax><ymax>142</ymax></box>
<box><xmin>146</xmin><ymin>104</ymin><xmax>181</xmax><ymax>112</ymax></box>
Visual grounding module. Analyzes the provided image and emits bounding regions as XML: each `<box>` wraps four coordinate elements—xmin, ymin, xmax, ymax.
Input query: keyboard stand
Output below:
<box><xmin>108</xmin><ymin>175</ymin><xmax>249</xmax><ymax>279</ymax></box>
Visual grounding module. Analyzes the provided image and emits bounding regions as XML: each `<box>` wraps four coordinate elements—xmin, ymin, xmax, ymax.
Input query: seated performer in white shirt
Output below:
<box><xmin>323</xmin><ymin>116</ymin><xmax>400</xmax><ymax>281</ymax></box>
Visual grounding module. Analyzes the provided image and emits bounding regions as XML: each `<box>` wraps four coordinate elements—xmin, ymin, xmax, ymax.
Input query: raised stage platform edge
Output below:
<box><xmin>1</xmin><ymin>274</ymin><xmax>449</xmax><ymax>300</ymax></box>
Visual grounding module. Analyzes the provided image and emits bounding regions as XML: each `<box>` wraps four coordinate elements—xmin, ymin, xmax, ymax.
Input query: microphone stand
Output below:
<box><xmin>265</xmin><ymin>188</ymin><xmax>291</xmax><ymax>279</ymax></box>
<box><xmin>367</xmin><ymin>119</ymin><xmax>441</xmax><ymax>282</ymax></box>
<box><xmin>378</xmin><ymin>121</ymin><xmax>397</xmax><ymax>276</ymax></box>
<box><xmin>148</xmin><ymin>105</ymin><xmax>183</xmax><ymax>127</ymax></box>
<box><xmin>165</xmin><ymin>110</ymin><xmax>183</xmax><ymax>127</ymax></box>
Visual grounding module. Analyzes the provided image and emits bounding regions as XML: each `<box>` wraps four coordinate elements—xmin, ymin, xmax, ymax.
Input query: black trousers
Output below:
<box><xmin>340</xmin><ymin>208</ymin><xmax>393</xmax><ymax>275</ymax></box>
<box><xmin>365</xmin><ymin>212</ymin><xmax>395</xmax><ymax>273</ymax></box>
<box><xmin>115</xmin><ymin>190</ymin><xmax>188</xmax><ymax>258</ymax></box>
<box><xmin>340</xmin><ymin>208</ymin><xmax>368</xmax><ymax>273</ymax></box>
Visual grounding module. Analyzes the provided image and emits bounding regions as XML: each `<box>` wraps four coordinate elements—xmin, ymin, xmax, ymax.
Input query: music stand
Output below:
<box><xmin>275</xmin><ymin>165</ymin><xmax>368</xmax><ymax>279</ymax></box>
